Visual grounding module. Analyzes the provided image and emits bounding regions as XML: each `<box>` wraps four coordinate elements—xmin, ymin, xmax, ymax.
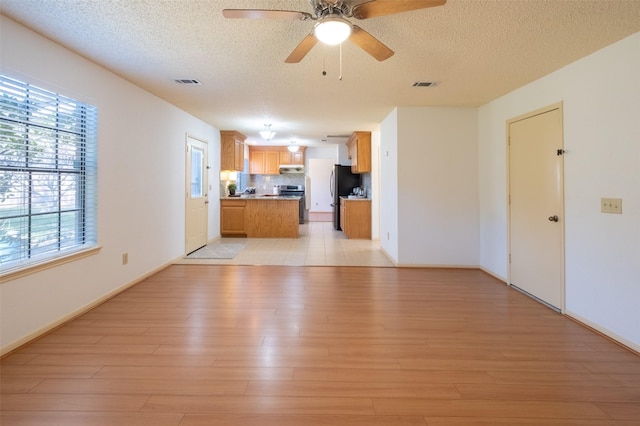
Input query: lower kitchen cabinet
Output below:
<box><xmin>220</xmin><ymin>199</ymin><xmax>246</xmax><ymax>237</ymax></box>
<box><xmin>340</xmin><ymin>198</ymin><xmax>371</xmax><ymax>239</ymax></box>
<box><xmin>221</xmin><ymin>198</ymin><xmax>299</xmax><ymax>238</ymax></box>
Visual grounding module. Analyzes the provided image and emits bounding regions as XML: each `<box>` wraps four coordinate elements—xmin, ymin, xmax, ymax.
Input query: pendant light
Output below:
<box><xmin>259</xmin><ymin>124</ymin><xmax>275</xmax><ymax>141</ymax></box>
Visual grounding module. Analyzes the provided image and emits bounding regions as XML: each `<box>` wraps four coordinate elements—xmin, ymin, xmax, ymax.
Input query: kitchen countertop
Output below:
<box><xmin>221</xmin><ymin>195</ymin><xmax>301</xmax><ymax>200</ymax></box>
<box><xmin>339</xmin><ymin>196</ymin><xmax>370</xmax><ymax>201</ymax></box>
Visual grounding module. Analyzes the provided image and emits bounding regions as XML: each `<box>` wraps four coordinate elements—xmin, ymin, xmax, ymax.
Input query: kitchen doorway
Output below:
<box><xmin>508</xmin><ymin>103</ymin><xmax>565</xmax><ymax>311</ymax></box>
<box><xmin>185</xmin><ymin>134</ymin><xmax>208</xmax><ymax>254</ymax></box>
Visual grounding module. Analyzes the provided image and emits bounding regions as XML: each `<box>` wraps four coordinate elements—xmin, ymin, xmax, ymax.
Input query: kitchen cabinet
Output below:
<box><xmin>249</xmin><ymin>149</ymin><xmax>279</xmax><ymax>174</ymax></box>
<box><xmin>346</xmin><ymin>131</ymin><xmax>371</xmax><ymax>173</ymax></box>
<box><xmin>220</xmin><ymin>199</ymin><xmax>246</xmax><ymax>237</ymax></box>
<box><xmin>245</xmin><ymin>198</ymin><xmax>299</xmax><ymax>238</ymax></box>
<box><xmin>340</xmin><ymin>197</ymin><xmax>371</xmax><ymax>239</ymax></box>
<box><xmin>280</xmin><ymin>147</ymin><xmax>305</xmax><ymax>165</ymax></box>
<box><xmin>221</xmin><ymin>197</ymin><xmax>299</xmax><ymax>238</ymax></box>
<box><xmin>220</xmin><ymin>130</ymin><xmax>246</xmax><ymax>172</ymax></box>
<box><xmin>249</xmin><ymin>147</ymin><xmax>297</xmax><ymax>174</ymax></box>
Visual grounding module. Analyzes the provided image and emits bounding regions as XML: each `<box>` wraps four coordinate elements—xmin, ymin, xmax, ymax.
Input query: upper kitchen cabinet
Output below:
<box><xmin>220</xmin><ymin>130</ymin><xmax>246</xmax><ymax>171</ymax></box>
<box><xmin>249</xmin><ymin>147</ymin><xmax>280</xmax><ymax>174</ymax></box>
<box><xmin>346</xmin><ymin>131</ymin><xmax>371</xmax><ymax>173</ymax></box>
<box><xmin>279</xmin><ymin>147</ymin><xmax>305</xmax><ymax>165</ymax></box>
<box><xmin>250</xmin><ymin>146</ymin><xmax>305</xmax><ymax>174</ymax></box>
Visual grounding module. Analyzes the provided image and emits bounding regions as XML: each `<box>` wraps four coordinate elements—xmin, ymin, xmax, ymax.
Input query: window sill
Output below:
<box><xmin>0</xmin><ymin>246</ymin><xmax>102</xmax><ymax>284</ymax></box>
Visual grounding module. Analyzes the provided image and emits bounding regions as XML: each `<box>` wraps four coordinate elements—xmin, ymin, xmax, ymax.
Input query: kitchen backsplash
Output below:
<box><xmin>250</xmin><ymin>174</ymin><xmax>305</xmax><ymax>193</ymax></box>
<box><xmin>361</xmin><ymin>172</ymin><xmax>372</xmax><ymax>198</ymax></box>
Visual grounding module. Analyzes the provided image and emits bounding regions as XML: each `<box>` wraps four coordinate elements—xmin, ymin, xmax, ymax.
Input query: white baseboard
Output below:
<box><xmin>396</xmin><ymin>263</ymin><xmax>480</xmax><ymax>269</ymax></box>
<box><xmin>565</xmin><ymin>310</ymin><xmax>640</xmax><ymax>354</ymax></box>
<box><xmin>1</xmin><ymin>257</ymin><xmax>179</xmax><ymax>357</ymax></box>
<box><xmin>479</xmin><ymin>266</ymin><xmax>507</xmax><ymax>283</ymax></box>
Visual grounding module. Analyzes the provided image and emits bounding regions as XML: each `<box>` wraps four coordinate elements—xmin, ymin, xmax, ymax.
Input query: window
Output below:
<box><xmin>0</xmin><ymin>76</ymin><xmax>97</xmax><ymax>274</ymax></box>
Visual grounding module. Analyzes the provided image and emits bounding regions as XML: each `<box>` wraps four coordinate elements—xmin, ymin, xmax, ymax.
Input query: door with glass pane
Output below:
<box><xmin>185</xmin><ymin>135</ymin><xmax>208</xmax><ymax>254</ymax></box>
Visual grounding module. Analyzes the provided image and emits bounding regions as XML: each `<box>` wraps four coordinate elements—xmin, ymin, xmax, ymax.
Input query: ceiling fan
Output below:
<box><xmin>222</xmin><ymin>0</ymin><xmax>446</xmax><ymax>63</ymax></box>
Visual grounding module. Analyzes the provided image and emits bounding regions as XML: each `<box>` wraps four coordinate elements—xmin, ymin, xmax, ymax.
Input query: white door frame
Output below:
<box><xmin>507</xmin><ymin>102</ymin><xmax>565</xmax><ymax>312</ymax></box>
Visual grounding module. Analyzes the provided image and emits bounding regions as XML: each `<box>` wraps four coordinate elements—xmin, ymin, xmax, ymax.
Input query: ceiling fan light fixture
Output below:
<box><xmin>259</xmin><ymin>124</ymin><xmax>275</xmax><ymax>140</ymax></box>
<box><xmin>314</xmin><ymin>15</ymin><xmax>352</xmax><ymax>45</ymax></box>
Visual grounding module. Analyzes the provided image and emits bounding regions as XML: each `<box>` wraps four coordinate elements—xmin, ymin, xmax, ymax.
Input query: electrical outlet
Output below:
<box><xmin>122</xmin><ymin>253</ymin><xmax>128</xmax><ymax>265</ymax></box>
<box><xmin>601</xmin><ymin>198</ymin><xmax>622</xmax><ymax>214</ymax></box>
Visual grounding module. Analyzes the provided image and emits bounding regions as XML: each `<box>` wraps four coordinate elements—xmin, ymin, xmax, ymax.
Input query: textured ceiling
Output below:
<box><xmin>1</xmin><ymin>0</ymin><xmax>639</xmax><ymax>146</ymax></box>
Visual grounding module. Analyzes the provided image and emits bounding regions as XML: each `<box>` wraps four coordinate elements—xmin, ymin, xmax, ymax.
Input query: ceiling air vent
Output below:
<box><xmin>412</xmin><ymin>81</ymin><xmax>437</xmax><ymax>87</ymax></box>
<box><xmin>174</xmin><ymin>79</ymin><xmax>201</xmax><ymax>85</ymax></box>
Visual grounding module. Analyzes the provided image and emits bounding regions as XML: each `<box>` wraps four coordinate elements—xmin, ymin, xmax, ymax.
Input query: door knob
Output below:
<box><xmin>548</xmin><ymin>215</ymin><xmax>559</xmax><ymax>222</ymax></box>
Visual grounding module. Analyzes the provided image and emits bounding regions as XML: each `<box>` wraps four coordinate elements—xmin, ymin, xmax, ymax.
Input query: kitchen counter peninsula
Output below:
<box><xmin>220</xmin><ymin>195</ymin><xmax>300</xmax><ymax>238</ymax></box>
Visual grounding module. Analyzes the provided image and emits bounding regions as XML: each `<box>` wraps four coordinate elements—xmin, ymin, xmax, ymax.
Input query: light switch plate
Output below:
<box><xmin>601</xmin><ymin>198</ymin><xmax>622</xmax><ymax>214</ymax></box>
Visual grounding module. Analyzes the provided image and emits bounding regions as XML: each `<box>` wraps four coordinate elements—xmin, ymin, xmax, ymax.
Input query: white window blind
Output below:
<box><xmin>0</xmin><ymin>75</ymin><xmax>97</xmax><ymax>273</ymax></box>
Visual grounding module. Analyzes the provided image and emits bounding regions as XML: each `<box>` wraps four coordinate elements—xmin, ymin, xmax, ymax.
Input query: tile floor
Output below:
<box><xmin>177</xmin><ymin>221</ymin><xmax>395</xmax><ymax>267</ymax></box>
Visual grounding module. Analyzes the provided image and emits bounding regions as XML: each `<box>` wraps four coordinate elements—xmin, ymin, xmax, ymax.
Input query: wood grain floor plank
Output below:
<box><xmin>180</xmin><ymin>414</ymin><xmax>427</xmax><ymax>426</ymax></box>
<box><xmin>424</xmin><ymin>418</ymin><xmax>636</xmax><ymax>425</ymax></box>
<box><xmin>0</xmin><ymin>365</ymin><xmax>101</xmax><ymax>378</ymax></box>
<box><xmin>24</xmin><ymin>354</ymin><xmax>216</xmax><ymax>367</ymax></box>
<box><xmin>371</xmin><ymin>398</ymin><xmax>610</xmax><ymax>419</ymax></box>
<box><xmin>0</xmin><ymin>393</ymin><xmax>149</xmax><ymax>412</ymax></box>
<box><xmin>30</xmin><ymin>378</ymin><xmax>247</xmax><ymax>396</ymax></box>
<box><xmin>141</xmin><ymin>395</ymin><xmax>375</xmax><ymax>415</ymax></box>
<box><xmin>0</xmin><ymin>411</ymin><xmax>183</xmax><ymax>426</ymax></box>
<box><xmin>398</xmin><ymin>358</ymin><xmax>588</xmax><ymax>372</ymax></box>
<box><xmin>1</xmin><ymin>265</ymin><xmax>638</xmax><ymax>425</ymax></box>
<box><xmin>94</xmin><ymin>366</ymin><xmax>293</xmax><ymax>381</ymax></box>
<box><xmin>214</xmin><ymin>355</ymin><xmax>399</xmax><ymax>369</ymax></box>
<box><xmin>245</xmin><ymin>380</ymin><xmax>461</xmax><ymax>399</ymax></box>
<box><xmin>293</xmin><ymin>368</ymin><xmax>494</xmax><ymax>384</ymax></box>
<box><xmin>0</xmin><ymin>377</ymin><xmax>43</xmax><ymax>393</ymax></box>
<box><xmin>455</xmin><ymin>383</ymin><xmax>640</xmax><ymax>402</ymax></box>
<box><xmin>155</xmin><ymin>344</ymin><xmax>325</xmax><ymax>358</ymax></box>
<box><xmin>18</xmin><ymin>343</ymin><xmax>159</xmax><ymax>355</ymax></box>
<box><xmin>595</xmin><ymin>402</ymin><xmax>640</xmax><ymax>420</ymax></box>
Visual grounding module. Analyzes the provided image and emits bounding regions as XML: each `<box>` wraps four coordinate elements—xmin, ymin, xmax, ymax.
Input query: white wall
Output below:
<box><xmin>478</xmin><ymin>32</ymin><xmax>640</xmax><ymax>349</ymax></box>
<box><xmin>381</xmin><ymin>107</ymin><xmax>479</xmax><ymax>266</ymax></box>
<box><xmin>370</xmin><ymin>131</ymin><xmax>381</xmax><ymax>240</ymax></box>
<box><xmin>380</xmin><ymin>110</ymin><xmax>399</xmax><ymax>261</ymax></box>
<box><xmin>0</xmin><ymin>16</ymin><xmax>220</xmax><ymax>353</ymax></box>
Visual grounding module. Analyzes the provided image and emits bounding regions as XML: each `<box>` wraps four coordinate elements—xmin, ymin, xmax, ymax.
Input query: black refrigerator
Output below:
<box><xmin>330</xmin><ymin>164</ymin><xmax>361</xmax><ymax>230</ymax></box>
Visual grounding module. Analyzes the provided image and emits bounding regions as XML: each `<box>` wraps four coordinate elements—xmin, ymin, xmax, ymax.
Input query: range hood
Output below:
<box><xmin>279</xmin><ymin>164</ymin><xmax>305</xmax><ymax>174</ymax></box>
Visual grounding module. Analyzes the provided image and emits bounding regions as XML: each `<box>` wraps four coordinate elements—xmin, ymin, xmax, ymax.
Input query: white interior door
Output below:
<box><xmin>508</xmin><ymin>104</ymin><xmax>564</xmax><ymax>310</ymax></box>
<box><xmin>185</xmin><ymin>135</ymin><xmax>208</xmax><ymax>254</ymax></box>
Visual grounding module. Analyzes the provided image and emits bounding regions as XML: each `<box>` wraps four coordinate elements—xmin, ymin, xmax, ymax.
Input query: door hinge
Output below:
<box><xmin>557</xmin><ymin>149</ymin><xmax>565</xmax><ymax>156</ymax></box>
<box><xmin>509</xmin><ymin>253</ymin><xmax>511</xmax><ymax>263</ymax></box>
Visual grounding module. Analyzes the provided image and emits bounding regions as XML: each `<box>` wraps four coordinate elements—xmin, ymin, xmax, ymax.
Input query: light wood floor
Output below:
<box><xmin>2</xmin><ymin>266</ymin><xmax>639</xmax><ymax>425</ymax></box>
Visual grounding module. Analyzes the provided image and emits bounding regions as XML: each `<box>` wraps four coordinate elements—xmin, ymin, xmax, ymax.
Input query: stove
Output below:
<box><xmin>278</xmin><ymin>185</ymin><xmax>305</xmax><ymax>224</ymax></box>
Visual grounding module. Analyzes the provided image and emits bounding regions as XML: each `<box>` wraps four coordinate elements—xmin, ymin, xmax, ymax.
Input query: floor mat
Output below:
<box><xmin>185</xmin><ymin>243</ymin><xmax>246</xmax><ymax>259</ymax></box>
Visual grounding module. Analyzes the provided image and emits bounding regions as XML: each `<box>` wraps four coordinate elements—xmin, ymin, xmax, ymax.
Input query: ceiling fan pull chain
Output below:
<box><xmin>322</xmin><ymin>44</ymin><xmax>327</xmax><ymax>76</ymax></box>
<box><xmin>339</xmin><ymin>43</ymin><xmax>343</xmax><ymax>81</ymax></box>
